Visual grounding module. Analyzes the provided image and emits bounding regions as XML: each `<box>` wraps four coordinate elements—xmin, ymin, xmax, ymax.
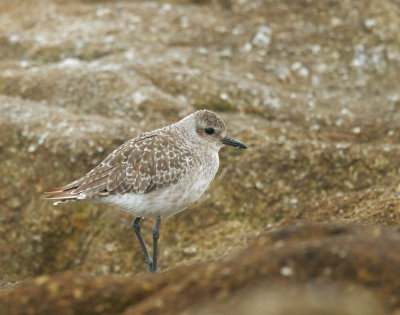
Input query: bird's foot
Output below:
<box><xmin>148</xmin><ymin>266</ymin><xmax>160</xmax><ymax>273</ymax></box>
<box><xmin>145</xmin><ymin>258</ymin><xmax>159</xmax><ymax>273</ymax></box>
<box><xmin>146</xmin><ymin>262</ymin><xmax>160</xmax><ymax>273</ymax></box>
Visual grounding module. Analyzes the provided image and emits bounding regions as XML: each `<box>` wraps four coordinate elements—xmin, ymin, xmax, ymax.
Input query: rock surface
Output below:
<box><xmin>1</xmin><ymin>0</ymin><xmax>400</xmax><ymax>313</ymax></box>
<box><xmin>0</xmin><ymin>224</ymin><xmax>396</xmax><ymax>314</ymax></box>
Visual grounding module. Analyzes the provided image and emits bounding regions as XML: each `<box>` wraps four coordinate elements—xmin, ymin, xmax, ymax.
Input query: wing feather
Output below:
<box><xmin>45</xmin><ymin>132</ymin><xmax>196</xmax><ymax>203</ymax></box>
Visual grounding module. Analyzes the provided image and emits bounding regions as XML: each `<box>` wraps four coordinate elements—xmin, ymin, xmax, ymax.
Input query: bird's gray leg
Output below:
<box><xmin>132</xmin><ymin>217</ymin><xmax>153</xmax><ymax>270</ymax></box>
<box><xmin>151</xmin><ymin>215</ymin><xmax>161</xmax><ymax>273</ymax></box>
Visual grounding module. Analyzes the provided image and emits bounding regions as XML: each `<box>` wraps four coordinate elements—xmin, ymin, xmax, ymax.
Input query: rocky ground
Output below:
<box><xmin>1</xmin><ymin>0</ymin><xmax>400</xmax><ymax>314</ymax></box>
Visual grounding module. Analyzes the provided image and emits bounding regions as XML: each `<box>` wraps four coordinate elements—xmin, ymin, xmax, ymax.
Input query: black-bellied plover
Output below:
<box><xmin>45</xmin><ymin>110</ymin><xmax>246</xmax><ymax>273</ymax></box>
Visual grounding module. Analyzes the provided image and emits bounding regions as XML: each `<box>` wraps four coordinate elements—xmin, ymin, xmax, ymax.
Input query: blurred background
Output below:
<box><xmin>1</xmin><ymin>0</ymin><xmax>400</xmax><ymax>313</ymax></box>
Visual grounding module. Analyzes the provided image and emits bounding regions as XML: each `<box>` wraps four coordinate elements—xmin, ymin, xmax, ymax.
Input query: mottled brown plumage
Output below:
<box><xmin>45</xmin><ymin>110</ymin><xmax>246</xmax><ymax>273</ymax></box>
<box><xmin>45</xmin><ymin>110</ymin><xmax>247</xmax><ymax>212</ymax></box>
<box><xmin>45</xmin><ymin>132</ymin><xmax>195</xmax><ymax>202</ymax></box>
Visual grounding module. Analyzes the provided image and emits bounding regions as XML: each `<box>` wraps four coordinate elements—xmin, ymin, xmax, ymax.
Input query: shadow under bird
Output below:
<box><xmin>45</xmin><ymin>110</ymin><xmax>246</xmax><ymax>273</ymax></box>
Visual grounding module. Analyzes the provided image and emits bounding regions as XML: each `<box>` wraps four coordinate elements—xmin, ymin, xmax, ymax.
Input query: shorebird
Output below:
<box><xmin>45</xmin><ymin>110</ymin><xmax>246</xmax><ymax>273</ymax></box>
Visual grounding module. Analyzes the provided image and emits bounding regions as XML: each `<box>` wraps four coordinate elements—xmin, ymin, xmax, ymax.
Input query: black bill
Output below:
<box><xmin>222</xmin><ymin>136</ymin><xmax>247</xmax><ymax>149</ymax></box>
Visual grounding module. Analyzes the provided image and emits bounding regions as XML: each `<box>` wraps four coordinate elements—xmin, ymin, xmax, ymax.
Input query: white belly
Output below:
<box><xmin>102</xmin><ymin>156</ymin><xmax>219</xmax><ymax>218</ymax></box>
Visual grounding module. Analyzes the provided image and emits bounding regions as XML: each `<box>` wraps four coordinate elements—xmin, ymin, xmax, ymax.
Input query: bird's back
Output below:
<box><xmin>45</xmin><ymin>110</ymin><xmax>233</xmax><ymax>217</ymax></box>
<box><xmin>45</xmin><ymin>126</ymin><xmax>201</xmax><ymax>205</ymax></box>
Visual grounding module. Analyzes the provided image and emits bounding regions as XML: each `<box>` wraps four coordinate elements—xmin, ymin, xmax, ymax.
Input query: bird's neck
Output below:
<box><xmin>168</xmin><ymin>114</ymin><xmax>195</xmax><ymax>143</ymax></box>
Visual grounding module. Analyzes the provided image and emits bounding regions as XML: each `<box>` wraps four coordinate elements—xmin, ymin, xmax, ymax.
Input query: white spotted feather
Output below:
<box><xmin>45</xmin><ymin>110</ymin><xmax>228</xmax><ymax>218</ymax></box>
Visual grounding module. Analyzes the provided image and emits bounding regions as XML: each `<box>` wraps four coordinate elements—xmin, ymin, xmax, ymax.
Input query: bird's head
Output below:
<box><xmin>189</xmin><ymin>109</ymin><xmax>247</xmax><ymax>151</ymax></box>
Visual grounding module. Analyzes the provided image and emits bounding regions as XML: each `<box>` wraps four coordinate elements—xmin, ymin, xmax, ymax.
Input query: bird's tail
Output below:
<box><xmin>44</xmin><ymin>186</ymin><xmax>78</xmax><ymax>205</ymax></box>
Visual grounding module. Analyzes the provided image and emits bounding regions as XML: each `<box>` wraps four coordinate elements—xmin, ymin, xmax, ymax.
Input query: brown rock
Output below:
<box><xmin>0</xmin><ymin>224</ymin><xmax>395</xmax><ymax>314</ymax></box>
<box><xmin>1</xmin><ymin>0</ymin><xmax>400</xmax><ymax>313</ymax></box>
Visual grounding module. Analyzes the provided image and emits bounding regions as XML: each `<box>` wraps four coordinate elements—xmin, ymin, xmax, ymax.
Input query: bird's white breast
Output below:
<box><xmin>103</xmin><ymin>152</ymin><xmax>219</xmax><ymax>218</ymax></box>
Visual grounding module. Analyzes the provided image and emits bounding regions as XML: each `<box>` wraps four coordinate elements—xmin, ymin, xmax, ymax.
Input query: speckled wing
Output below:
<box><xmin>45</xmin><ymin>133</ymin><xmax>196</xmax><ymax>202</ymax></box>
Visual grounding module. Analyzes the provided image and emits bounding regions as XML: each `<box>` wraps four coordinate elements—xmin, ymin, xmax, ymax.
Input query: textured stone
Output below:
<box><xmin>1</xmin><ymin>0</ymin><xmax>400</xmax><ymax>312</ymax></box>
<box><xmin>0</xmin><ymin>224</ymin><xmax>396</xmax><ymax>314</ymax></box>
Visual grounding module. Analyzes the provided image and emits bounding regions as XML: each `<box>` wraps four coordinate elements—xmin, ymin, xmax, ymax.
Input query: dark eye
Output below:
<box><xmin>205</xmin><ymin>128</ymin><xmax>215</xmax><ymax>135</ymax></box>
